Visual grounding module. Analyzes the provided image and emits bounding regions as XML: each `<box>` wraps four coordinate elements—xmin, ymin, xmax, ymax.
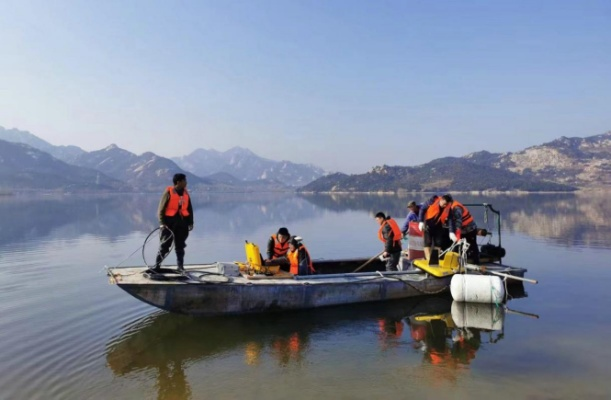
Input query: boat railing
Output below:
<box><xmin>462</xmin><ymin>203</ymin><xmax>502</xmax><ymax>248</ymax></box>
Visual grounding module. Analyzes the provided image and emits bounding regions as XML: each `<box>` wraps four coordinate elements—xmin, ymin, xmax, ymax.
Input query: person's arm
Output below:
<box><xmin>419</xmin><ymin>202</ymin><xmax>430</xmax><ymax>222</ymax></box>
<box><xmin>447</xmin><ymin>206</ymin><xmax>461</xmax><ymax>242</ymax></box>
<box><xmin>266</xmin><ymin>236</ymin><xmax>274</xmax><ymax>260</ymax></box>
<box><xmin>384</xmin><ymin>224</ymin><xmax>393</xmax><ymax>254</ymax></box>
<box><xmin>157</xmin><ymin>190</ymin><xmax>170</xmax><ymax>225</ymax></box>
<box><xmin>186</xmin><ymin>195</ymin><xmax>194</xmax><ymax>228</ymax></box>
<box><xmin>400</xmin><ymin>214</ymin><xmax>410</xmax><ymax>235</ymax></box>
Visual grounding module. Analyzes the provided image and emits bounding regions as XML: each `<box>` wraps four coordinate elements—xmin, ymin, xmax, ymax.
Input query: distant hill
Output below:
<box><xmin>0</xmin><ymin>139</ymin><xmax>126</xmax><ymax>191</ymax></box>
<box><xmin>0</xmin><ymin>126</ymin><xmax>86</xmax><ymax>163</ymax></box>
<box><xmin>70</xmin><ymin>144</ymin><xmax>216</xmax><ymax>191</ymax></box>
<box><xmin>464</xmin><ymin>131</ymin><xmax>611</xmax><ymax>188</ymax></box>
<box><xmin>172</xmin><ymin>146</ymin><xmax>326</xmax><ymax>187</ymax></box>
<box><xmin>299</xmin><ymin>157</ymin><xmax>576</xmax><ymax>193</ymax></box>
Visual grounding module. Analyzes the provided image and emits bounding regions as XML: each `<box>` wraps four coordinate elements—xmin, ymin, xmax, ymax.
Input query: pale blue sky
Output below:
<box><xmin>1</xmin><ymin>0</ymin><xmax>609</xmax><ymax>173</ymax></box>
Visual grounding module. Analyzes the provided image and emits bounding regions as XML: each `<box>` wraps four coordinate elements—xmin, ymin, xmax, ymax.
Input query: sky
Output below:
<box><xmin>0</xmin><ymin>0</ymin><xmax>609</xmax><ymax>174</ymax></box>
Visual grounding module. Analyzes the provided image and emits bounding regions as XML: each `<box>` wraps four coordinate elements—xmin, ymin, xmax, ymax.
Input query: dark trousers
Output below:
<box><xmin>386</xmin><ymin>252</ymin><xmax>402</xmax><ymax>271</ymax></box>
<box><xmin>156</xmin><ymin>219</ymin><xmax>189</xmax><ymax>268</ymax></box>
<box><xmin>424</xmin><ymin>224</ymin><xmax>451</xmax><ymax>249</ymax></box>
<box><xmin>464</xmin><ymin>230</ymin><xmax>480</xmax><ymax>264</ymax></box>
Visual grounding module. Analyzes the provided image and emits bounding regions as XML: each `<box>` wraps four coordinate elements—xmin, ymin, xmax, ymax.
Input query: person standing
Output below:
<box><xmin>375</xmin><ymin>212</ymin><xmax>403</xmax><ymax>271</ymax></box>
<box><xmin>400</xmin><ymin>200</ymin><xmax>421</xmax><ymax>238</ymax></box>
<box><xmin>418</xmin><ymin>194</ymin><xmax>448</xmax><ymax>260</ymax></box>
<box><xmin>155</xmin><ymin>173</ymin><xmax>193</xmax><ymax>272</ymax></box>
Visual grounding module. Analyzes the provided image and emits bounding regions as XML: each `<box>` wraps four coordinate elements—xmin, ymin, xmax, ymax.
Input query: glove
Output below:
<box><xmin>449</xmin><ymin>232</ymin><xmax>457</xmax><ymax>242</ymax></box>
<box><xmin>418</xmin><ymin>222</ymin><xmax>424</xmax><ymax>232</ymax></box>
<box><xmin>455</xmin><ymin>230</ymin><xmax>461</xmax><ymax>240</ymax></box>
<box><xmin>159</xmin><ymin>224</ymin><xmax>167</xmax><ymax>230</ymax></box>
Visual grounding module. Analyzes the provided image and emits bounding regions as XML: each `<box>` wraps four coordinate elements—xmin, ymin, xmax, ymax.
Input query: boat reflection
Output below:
<box><xmin>106</xmin><ymin>296</ymin><xmax>453</xmax><ymax>398</ymax></box>
<box><xmin>106</xmin><ymin>286</ymin><xmax>529</xmax><ymax>398</ymax></box>
<box><xmin>408</xmin><ymin>302</ymin><xmax>504</xmax><ymax>372</ymax></box>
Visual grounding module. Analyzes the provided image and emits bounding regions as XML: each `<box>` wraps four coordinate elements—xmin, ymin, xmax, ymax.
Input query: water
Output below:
<box><xmin>1</xmin><ymin>192</ymin><xmax>610</xmax><ymax>399</ymax></box>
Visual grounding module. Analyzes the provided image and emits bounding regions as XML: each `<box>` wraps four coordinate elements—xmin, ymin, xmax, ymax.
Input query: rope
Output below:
<box><xmin>142</xmin><ymin>227</ymin><xmax>175</xmax><ymax>269</ymax></box>
<box><xmin>381</xmin><ymin>273</ymin><xmax>450</xmax><ymax>295</ymax></box>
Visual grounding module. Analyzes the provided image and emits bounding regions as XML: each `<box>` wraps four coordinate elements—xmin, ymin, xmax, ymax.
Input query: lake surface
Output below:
<box><xmin>1</xmin><ymin>192</ymin><xmax>610</xmax><ymax>400</ymax></box>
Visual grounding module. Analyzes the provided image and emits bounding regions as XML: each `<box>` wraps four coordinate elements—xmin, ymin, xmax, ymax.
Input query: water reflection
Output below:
<box><xmin>106</xmin><ymin>297</ymin><xmax>453</xmax><ymax>399</ymax></box>
<box><xmin>0</xmin><ymin>194</ymin><xmax>323</xmax><ymax>249</ymax></box>
<box><xmin>407</xmin><ymin>301</ymin><xmax>506</xmax><ymax>385</ymax></box>
<box><xmin>3</xmin><ymin>191</ymin><xmax>608</xmax><ymax>252</ymax></box>
<box><xmin>105</xmin><ymin>289</ymin><xmax>530</xmax><ymax>399</ymax></box>
<box><xmin>300</xmin><ymin>191</ymin><xmax>611</xmax><ymax>248</ymax></box>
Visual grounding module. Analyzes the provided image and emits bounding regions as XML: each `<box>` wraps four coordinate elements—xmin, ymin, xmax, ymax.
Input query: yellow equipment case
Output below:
<box><xmin>412</xmin><ymin>251</ymin><xmax>461</xmax><ymax>278</ymax></box>
<box><xmin>244</xmin><ymin>241</ymin><xmax>280</xmax><ymax>275</ymax></box>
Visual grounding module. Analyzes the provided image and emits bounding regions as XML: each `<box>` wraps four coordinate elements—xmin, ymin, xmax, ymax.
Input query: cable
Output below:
<box><xmin>142</xmin><ymin>226</ymin><xmax>175</xmax><ymax>269</ymax></box>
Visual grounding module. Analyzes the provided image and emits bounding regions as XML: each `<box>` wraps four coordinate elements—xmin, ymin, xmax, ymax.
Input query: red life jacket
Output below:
<box><xmin>270</xmin><ymin>234</ymin><xmax>289</xmax><ymax>258</ymax></box>
<box><xmin>288</xmin><ymin>244</ymin><xmax>315</xmax><ymax>275</ymax></box>
<box><xmin>442</xmin><ymin>201</ymin><xmax>474</xmax><ymax>228</ymax></box>
<box><xmin>378</xmin><ymin>218</ymin><xmax>402</xmax><ymax>243</ymax></box>
<box><xmin>424</xmin><ymin>198</ymin><xmax>450</xmax><ymax>224</ymax></box>
<box><xmin>164</xmin><ymin>186</ymin><xmax>190</xmax><ymax>217</ymax></box>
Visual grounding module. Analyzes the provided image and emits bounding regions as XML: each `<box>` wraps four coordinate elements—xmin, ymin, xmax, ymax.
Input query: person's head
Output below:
<box><xmin>289</xmin><ymin>235</ymin><xmax>302</xmax><ymax>250</ymax></box>
<box><xmin>440</xmin><ymin>194</ymin><xmax>453</xmax><ymax>208</ymax></box>
<box><xmin>277</xmin><ymin>227</ymin><xmax>290</xmax><ymax>242</ymax></box>
<box><xmin>173</xmin><ymin>173</ymin><xmax>187</xmax><ymax>189</ymax></box>
<box><xmin>375</xmin><ymin>212</ymin><xmax>386</xmax><ymax>225</ymax></box>
<box><xmin>407</xmin><ymin>201</ymin><xmax>418</xmax><ymax>212</ymax></box>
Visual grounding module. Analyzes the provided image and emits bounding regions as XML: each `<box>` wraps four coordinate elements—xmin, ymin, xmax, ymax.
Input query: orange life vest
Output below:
<box><xmin>378</xmin><ymin>218</ymin><xmax>402</xmax><ymax>243</ymax></box>
<box><xmin>164</xmin><ymin>186</ymin><xmax>190</xmax><ymax>217</ymax></box>
<box><xmin>270</xmin><ymin>234</ymin><xmax>289</xmax><ymax>258</ymax></box>
<box><xmin>288</xmin><ymin>244</ymin><xmax>314</xmax><ymax>275</ymax></box>
<box><xmin>424</xmin><ymin>198</ymin><xmax>450</xmax><ymax>224</ymax></box>
<box><xmin>442</xmin><ymin>201</ymin><xmax>474</xmax><ymax>228</ymax></box>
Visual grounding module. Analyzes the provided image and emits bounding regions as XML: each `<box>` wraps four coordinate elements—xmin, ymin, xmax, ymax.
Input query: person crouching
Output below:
<box><xmin>287</xmin><ymin>236</ymin><xmax>315</xmax><ymax>275</ymax></box>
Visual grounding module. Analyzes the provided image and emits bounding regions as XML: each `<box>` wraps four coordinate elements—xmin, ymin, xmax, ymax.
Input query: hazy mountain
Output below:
<box><xmin>464</xmin><ymin>131</ymin><xmax>611</xmax><ymax>188</ymax></box>
<box><xmin>173</xmin><ymin>146</ymin><xmax>326</xmax><ymax>187</ymax></box>
<box><xmin>0</xmin><ymin>126</ymin><xmax>86</xmax><ymax>163</ymax></box>
<box><xmin>71</xmin><ymin>144</ymin><xmax>214</xmax><ymax>191</ymax></box>
<box><xmin>0</xmin><ymin>139</ymin><xmax>126</xmax><ymax>191</ymax></box>
<box><xmin>299</xmin><ymin>157</ymin><xmax>576</xmax><ymax>193</ymax></box>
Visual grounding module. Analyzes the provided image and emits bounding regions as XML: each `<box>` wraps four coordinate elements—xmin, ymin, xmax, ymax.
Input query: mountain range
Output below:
<box><xmin>463</xmin><ymin>132</ymin><xmax>611</xmax><ymax>188</ymax></box>
<box><xmin>172</xmin><ymin>148</ymin><xmax>326</xmax><ymax>187</ymax></box>
<box><xmin>1</xmin><ymin>125</ymin><xmax>609</xmax><ymax>193</ymax></box>
<box><xmin>0</xmin><ymin>126</ymin><xmax>326</xmax><ymax>192</ymax></box>
<box><xmin>299</xmin><ymin>131</ymin><xmax>611</xmax><ymax>193</ymax></box>
<box><xmin>0</xmin><ymin>139</ymin><xmax>126</xmax><ymax>191</ymax></box>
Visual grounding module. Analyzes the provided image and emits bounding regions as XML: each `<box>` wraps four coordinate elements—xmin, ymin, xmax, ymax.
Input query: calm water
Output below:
<box><xmin>1</xmin><ymin>192</ymin><xmax>610</xmax><ymax>400</ymax></box>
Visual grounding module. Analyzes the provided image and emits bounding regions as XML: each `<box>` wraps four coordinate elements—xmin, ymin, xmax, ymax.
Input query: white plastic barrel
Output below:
<box><xmin>450</xmin><ymin>274</ymin><xmax>505</xmax><ymax>304</ymax></box>
<box><xmin>451</xmin><ymin>301</ymin><xmax>505</xmax><ymax>331</ymax></box>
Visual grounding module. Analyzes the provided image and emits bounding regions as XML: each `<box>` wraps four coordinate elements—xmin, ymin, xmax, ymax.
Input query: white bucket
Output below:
<box><xmin>451</xmin><ymin>301</ymin><xmax>505</xmax><ymax>331</ymax></box>
<box><xmin>450</xmin><ymin>274</ymin><xmax>505</xmax><ymax>304</ymax></box>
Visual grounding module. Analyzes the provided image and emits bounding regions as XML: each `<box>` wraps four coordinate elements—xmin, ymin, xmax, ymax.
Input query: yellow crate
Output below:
<box><xmin>244</xmin><ymin>241</ymin><xmax>280</xmax><ymax>274</ymax></box>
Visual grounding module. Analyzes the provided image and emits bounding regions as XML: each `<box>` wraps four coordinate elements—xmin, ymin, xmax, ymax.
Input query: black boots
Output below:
<box><xmin>176</xmin><ymin>250</ymin><xmax>185</xmax><ymax>272</ymax></box>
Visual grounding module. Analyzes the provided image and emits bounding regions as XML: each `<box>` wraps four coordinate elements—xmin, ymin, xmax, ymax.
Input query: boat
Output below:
<box><xmin>107</xmin><ymin>203</ymin><xmax>530</xmax><ymax>316</ymax></box>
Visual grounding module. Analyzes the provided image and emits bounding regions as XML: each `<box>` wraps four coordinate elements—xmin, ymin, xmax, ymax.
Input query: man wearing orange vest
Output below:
<box><xmin>418</xmin><ymin>194</ymin><xmax>449</xmax><ymax>261</ymax></box>
<box><xmin>441</xmin><ymin>194</ymin><xmax>480</xmax><ymax>264</ymax></box>
<box><xmin>375</xmin><ymin>212</ymin><xmax>403</xmax><ymax>271</ymax></box>
<box><xmin>265</xmin><ymin>227</ymin><xmax>291</xmax><ymax>270</ymax></box>
<box><xmin>154</xmin><ymin>173</ymin><xmax>194</xmax><ymax>272</ymax></box>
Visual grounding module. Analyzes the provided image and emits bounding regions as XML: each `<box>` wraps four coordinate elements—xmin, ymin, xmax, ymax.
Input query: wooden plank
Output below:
<box><xmin>243</xmin><ymin>271</ymin><xmax>295</xmax><ymax>280</ymax></box>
